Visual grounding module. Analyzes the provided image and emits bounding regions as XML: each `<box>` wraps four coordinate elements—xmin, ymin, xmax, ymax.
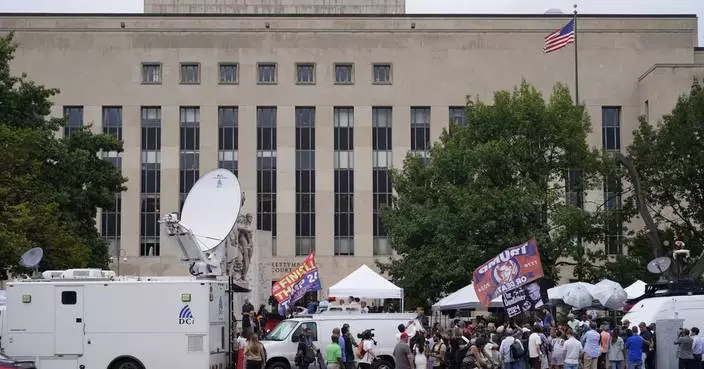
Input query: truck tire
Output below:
<box><xmin>372</xmin><ymin>358</ymin><xmax>393</xmax><ymax>369</ymax></box>
<box><xmin>109</xmin><ymin>357</ymin><xmax>145</xmax><ymax>369</ymax></box>
<box><xmin>265</xmin><ymin>359</ymin><xmax>290</xmax><ymax>369</ymax></box>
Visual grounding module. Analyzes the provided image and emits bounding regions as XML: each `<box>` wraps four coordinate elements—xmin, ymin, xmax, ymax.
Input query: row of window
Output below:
<box><xmin>89</xmin><ymin>105</ymin><xmax>623</xmax><ymax>258</ymax></box>
<box><xmin>141</xmin><ymin>62</ymin><xmax>393</xmax><ymax>85</ymax></box>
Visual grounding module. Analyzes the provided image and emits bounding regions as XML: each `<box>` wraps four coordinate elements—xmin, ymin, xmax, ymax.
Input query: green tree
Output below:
<box><xmin>0</xmin><ymin>33</ymin><xmax>126</xmax><ymax>279</ymax></box>
<box><xmin>621</xmin><ymin>79</ymin><xmax>704</xmax><ymax>280</ymax></box>
<box><xmin>378</xmin><ymin>81</ymin><xmax>609</xmax><ymax>306</ymax></box>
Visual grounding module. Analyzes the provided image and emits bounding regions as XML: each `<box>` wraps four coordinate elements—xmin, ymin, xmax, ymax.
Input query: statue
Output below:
<box><xmin>227</xmin><ymin>212</ymin><xmax>254</xmax><ymax>281</ymax></box>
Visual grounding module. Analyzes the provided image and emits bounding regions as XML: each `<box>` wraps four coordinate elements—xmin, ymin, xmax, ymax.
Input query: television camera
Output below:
<box><xmin>357</xmin><ymin>329</ymin><xmax>377</xmax><ymax>345</ymax></box>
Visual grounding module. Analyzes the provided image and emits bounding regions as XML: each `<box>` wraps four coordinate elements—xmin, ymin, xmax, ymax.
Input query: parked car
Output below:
<box><xmin>0</xmin><ymin>352</ymin><xmax>36</xmax><ymax>369</ymax></box>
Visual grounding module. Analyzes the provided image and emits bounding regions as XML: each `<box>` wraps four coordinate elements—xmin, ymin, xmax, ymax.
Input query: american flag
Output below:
<box><xmin>544</xmin><ymin>19</ymin><xmax>575</xmax><ymax>53</ymax></box>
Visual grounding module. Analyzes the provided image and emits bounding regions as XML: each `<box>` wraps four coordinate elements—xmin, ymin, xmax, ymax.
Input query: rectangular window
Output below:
<box><xmin>257</xmin><ymin>107</ymin><xmax>277</xmax><ymax>151</ymax></box>
<box><xmin>180</xmin><ymin>63</ymin><xmax>200</xmax><ymax>84</ymax></box>
<box><xmin>218</xmin><ymin>106</ymin><xmax>238</xmax><ymax>176</ymax></box>
<box><xmin>102</xmin><ymin>106</ymin><xmax>123</xmax><ymax>141</ymax></box>
<box><xmin>140</xmin><ymin>106</ymin><xmax>161</xmax><ymax>257</ymax></box>
<box><xmin>179</xmin><ymin>107</ymin><xmax>200</xmax><ymax>210</ymax></box>
<box><xmin>411</xmin><ymin>107</ymin><xmax>431</xmax><ymax>152</ymax></box>
<box><xmin>257</xmin><ymin>106</ymin><xmax>278</xmax><ymax>255</ymax></box>
<box><xmin>372</xmin><ymin>107</ymin><xmax>393</xmax><ymax>256</ymax></box>
<box><xmin>334</xmin><ymin>107</ymin><xmax>354</xmax><ymax>256</ymax></box>
<box><xmin>334</xmin><ymin>63</ymin><xmax>354</xmax><ymax>84</ymax></box>
<box><xmin>644</xmin><ymin>100</ymin><xmax>649</xmax><ymax>123</ymax></box>
<box><xmin>296</xmin><ymin>63</ymin><xmax>316</xmax><ymax>84</ymax></box>
<box><xmin>63</xmin><ymin>106</ymin><xmax>83</xmax><ymax>137</ymax></box>
<box><xmin>565</xmin><ymin>169</ymin><xmax>584</xmax><ymax>208</ymax></box>
<box><xmin>604</xmin><ymin>176</ymin><xmax>623</xmax><ymax>255</ymax></box>
<box><xmin>449</xmin><ymin>107</ymin><xmax>466</xmax><ymax>127</ymax></box>
<box><xmin>602</xmin><ymin>106</ymin><xmax>621</xmax><ymax>152</ymax></box>
<box><xmin>372</xmin><ymin>63</ymin><xmax>392</xmax><ymax>84</ymax></box>
<box><xmin>296</xmin><ymin>107</ymin><xmax>316</xmax><ymax>256</ymax></box>
<box><xmin>101</xmin><ymin>106</ymin><xmax>123</xmax><ymax>259</ymax></box>
<box><xmin>219</xmin><ymin>63</ymin><xmax>238</xmax><ymax>84</ymax></box>
<box><xmin>257</xmin><ymin>63</ymin><xmax>277</xmax><ymax>84</ymax></box>
<box><xmin>141</xmin><ymin>63</ymin><xmax>161</xmax><ymax>84</ymax></box>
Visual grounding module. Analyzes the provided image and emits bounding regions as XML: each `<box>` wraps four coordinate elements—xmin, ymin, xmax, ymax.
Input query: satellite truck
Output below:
<box><xmin>3</xmin><ymin>168</ymin><xmax>247</xmax><ymax>369</ymax></box>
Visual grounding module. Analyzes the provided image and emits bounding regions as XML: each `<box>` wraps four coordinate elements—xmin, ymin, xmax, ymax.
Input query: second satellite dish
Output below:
<box><xmin>20</xmin><ymin>247</ymin><xmax>44</xmax><ymax>269</ymax></box>
<box><xmin>179</xmin><ymin>168</ymin><xmax>242</xmax><ymax>252</ymax></box>
<box><xmin>647</xmin><ymin>256</ymin><xmax>672</xmax><ymax>274</ymax></box>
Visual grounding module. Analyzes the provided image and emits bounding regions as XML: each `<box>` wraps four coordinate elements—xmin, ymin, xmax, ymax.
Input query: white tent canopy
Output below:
<box><xmin>432</xmin><ymin>283</ymin><xmax>503</xmax><ymax>311</ymax></box>
<box><xmin>625</xmin><ymin>280</ymin><xmax>647</xmax><ymax>299</ymax></box>
<box><xmin>328</xmin><ymin>264</ymin><xmax>404</xmax><ymax>301</ymax></box>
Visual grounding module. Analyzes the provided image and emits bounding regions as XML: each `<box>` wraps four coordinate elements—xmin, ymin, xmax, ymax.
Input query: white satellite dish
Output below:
<box><xmin>180</xmin><ymin>169</ymin><xmax>242</xmax><ymax>252</ymax></box>
<box><xmin>20</xmin><ymin>247</ymin><xmax>44</xmax><ymax>278</ymax></box>
<box><xmin>160</xmin><ymin>168</ymin><xmax>242</xmax><ymax>278</ymax></box>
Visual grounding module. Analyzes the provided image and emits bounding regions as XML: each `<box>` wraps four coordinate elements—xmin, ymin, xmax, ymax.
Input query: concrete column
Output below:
<box><xmin>354</xmin><ymin>105</ymin><xmax>373</xmax><ymax>258</ymax></box>
<box><xmin>277</xmin><ymin>105</ymin><xmax>296</xmax><ymax>257</ymax></box>
<box><xmin>237</xmin><ymin>106</ymin><xmax>257</xmax><ymax>216</ymax></box>
<box><xmin>121</xmin><ymin>106</ymin><xmax>142</xmax><ymax>257</ymax></box>
<box><xmin>431</xmin><ymin>105</ymin><xmax>448</xmax><ymax>143</ymax></box>
<box><xmin>315</xmin><ymin>105</ymin><xmax>334</xmax><ymax>257</ymax></box>
<box><xmin>159</xmin><ymin>105</ymin><xmax>180</xmax><ymax>258</ymax></box>
<box><xmin>200</xmin><ymin>104</ymin><xmax>218</xmax><ymax>174</ymax></box>
<box><xmin>392</xmin><ymin>105</ymin><xmax>410</xmax><ymax>170</ymax></box>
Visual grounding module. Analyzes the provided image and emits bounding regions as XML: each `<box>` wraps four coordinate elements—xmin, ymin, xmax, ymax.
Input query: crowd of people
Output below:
<box><xmin>409</xmin><ymin>310</ymin><xmax>703</xmax><ymax>369</ymax></box>
<box><xmin>237</xmin><ymin>296</ymin><xmax>703</xmax><ymax>369</ymax></box>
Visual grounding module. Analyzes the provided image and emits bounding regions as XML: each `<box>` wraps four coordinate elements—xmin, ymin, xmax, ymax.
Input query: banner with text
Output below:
<box><xmin>502</xmin><ymin>281</ymin><xmax>549</xmax><ymax>318</ymax></box>
<box><xmin>472</xmin><ymin>238</ymin><xmax>544</xmax><ymax>307</ymax></box>
<box><xmin>271</xmin><ymin>252</ymin><xmax>321</xmax><ymax>312</ymax></box>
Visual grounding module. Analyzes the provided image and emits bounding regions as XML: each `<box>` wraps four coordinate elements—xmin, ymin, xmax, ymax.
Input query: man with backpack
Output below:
<box><xmin>499</xmin><ymin>328</ymin><xmax>524</xmax><ymax>369</ymax></box>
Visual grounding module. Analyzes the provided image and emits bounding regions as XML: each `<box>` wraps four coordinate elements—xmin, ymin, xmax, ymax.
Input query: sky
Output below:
<box><xmin>0</xmin><ymin>0</ymin><xmax>701</xmax><ymax>45</ymax></box>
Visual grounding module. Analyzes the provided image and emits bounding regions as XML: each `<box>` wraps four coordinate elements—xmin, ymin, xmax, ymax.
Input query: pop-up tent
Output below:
<box><xmin>328</xmin><ymin>264</ymin><xmax>404</xmax><ymax>309</ymax></box>
<box><xmin>624</xmin><ymin>280</ymin><xmax>647</xmax><ymax>299</ymax></box>
<box><xmin>432</xmin><ymin>283</ymin><xmax>503</xmax><ymax>311</ymax></box>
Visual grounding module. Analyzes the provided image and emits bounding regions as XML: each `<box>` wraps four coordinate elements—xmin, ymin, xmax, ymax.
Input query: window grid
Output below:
<box><xmin>63</xmin><ymin>106</ymin><xmax>83</xmax><ymax>138</ymax></box>
<box><xmin>372</xmin><ymin>107</ymin><xmax>393</xmax><ymax>256</ymax></box>
<box><xmin>218</xmin><ymin>106</ymin><xmax>239</xmax><ymax>177</ymax></box>
<box><xmin>296</xmin><ymin>63</ymin><xmax>316</xmax><ymax>84</ymax></box>
<box><xmin>295</xmin><ymin>107</ymin><xmax>316</xmax><ymax>256</ymax></box>
<box><xmin>219</xmin><ymin>63</ymin><xmax>238</xmax><ymax>84</ymax></box>
<box><xmin>140</xmin><ymin>107</ymin><xmax>161</xmax><ymax>257</ymax></box>
<box><xmin>179</xmin><ymin>107</ymin><xmax>200</xmax><ymax>211</ymax></box>
<box><xmin>602</xmin><ymin>106</ymin><xmax>622</xmax><ymax>255</ymax></box>
<box><xmin>257</xmin><ymin>107</ymin><xmax>277</xmax><ymax>255</ymax></box>
<box><xmin>372</xmin><ymin>64</ymin><xmax>392</xmax><ymax>84</ymax></box>
<box><xmin>565</xmin><ymin>169</ymin><xmax>584</xmax><ymax>208</ymax></box>
<box><xmin>602</xmin><ymin>106</ymin><xmax>621</xmax><ymax>152</ymax></box>
<box><xmin>411</xmin><ymin>107</ymin><xmax>431</xmax><ymax>156</ymax></box>
<box><xmin>604</xmin><ymin>176</ymin><xmax>623</xmax><ymax>255</ymax></box>
<box><xmin>449</xmin><ymin>107</ymin><xmax>466</xmax><ymax>127</ymax></box>
<box><xmin>141</xmin><ymin>63</ymin><xmax>161</xmax><ymax>84</ymax></box>
<box><xmin>334</xmin><ymin>107</ymin><xmax>354</xmax><ymax>256</ymax></box>
<box><xmin>257</xmin><ymin>63</ymin><xmax>277</xmax><ymax>84</ymax></box>
<box><xmin>101</xmin><ymin>106</ymin><xmax>123</xmax><ymax>258</ymax></box>
<box><xmin>180</xmin><ymin>63</ymin><xmax>200</xmax><ymax>84</ymax></box>
<box><xmin>334</xmin><ymin>63</ymin><xmax>354</xmax><ymax>84</ymax></box>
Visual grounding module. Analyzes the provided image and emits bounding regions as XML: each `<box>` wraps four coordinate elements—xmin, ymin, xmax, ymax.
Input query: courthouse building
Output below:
<box><xmin>1</xmin><ymin>0</ymin><xmax>703</xmax><ymax>294</ymax></box>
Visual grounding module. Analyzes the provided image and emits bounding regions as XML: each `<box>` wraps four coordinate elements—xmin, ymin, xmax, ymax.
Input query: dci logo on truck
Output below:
<box><xmin>179</xmin><ymin>305</ymin><xmax>195</xmax><ymax>325</ymax></box>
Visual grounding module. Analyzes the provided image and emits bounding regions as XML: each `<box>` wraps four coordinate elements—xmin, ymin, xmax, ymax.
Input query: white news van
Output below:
<box><xmin>262</xmin><ymin>313</ymin><xmax>417</xmax><ymax>369</ymax></box>
<box><xmin>623</xmin><ymin>294</ymin><xmax>704</xmax><ymax>328</ymax></box>
<box><xmin>4</xmin><ymin>269</ymin><xmax>230</xmax><ymax>369</ymax></box>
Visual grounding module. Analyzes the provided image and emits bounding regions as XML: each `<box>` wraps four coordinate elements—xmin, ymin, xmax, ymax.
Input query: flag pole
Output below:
<box><xmin>573</xmin><ymin>4</ymin><xmax>579</xmax><ymax>105</ymax></box>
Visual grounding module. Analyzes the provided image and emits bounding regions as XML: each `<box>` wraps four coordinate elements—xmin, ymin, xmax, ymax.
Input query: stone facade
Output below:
<box><xmin>0</xmin><ymin>13</ymin><xmax>702</xmax><ymax>290</ymax></box>
<box><xmin>144</xmin><ymin>0</ymin><xmax>406</xmax><ymax>14</ymax></box>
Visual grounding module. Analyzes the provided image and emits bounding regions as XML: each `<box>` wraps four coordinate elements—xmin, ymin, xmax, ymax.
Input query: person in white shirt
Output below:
<box><xmin>563</xmin><ymin>330</ymin><xmax>583</xmax><ymax>369</ymax></box>
<box><xmin>529</xmin><ymin>326</ymin><xmax>543</xmax><ymax>369</ymax></box>
<box><xmin>499</xmin><ymin>329</ymin><xmax>523</xmax><ymax>369</ymax></box>
<box><xmin>691</xmin><ymin>327</ymin><xmax>704</xmax><ymax>368</ymax></box>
